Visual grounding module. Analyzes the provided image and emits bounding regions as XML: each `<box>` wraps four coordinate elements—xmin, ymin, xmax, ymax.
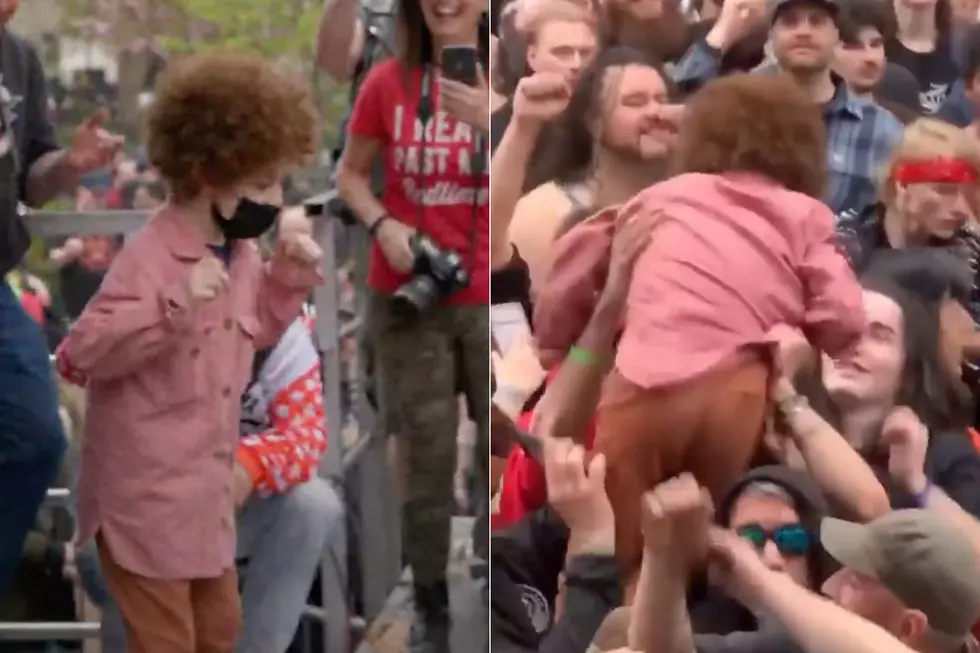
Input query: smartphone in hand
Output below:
<box><xmin>441</xmin><ymin>45</ymin><xmax>478</xmax><ymax>85</ymax></box>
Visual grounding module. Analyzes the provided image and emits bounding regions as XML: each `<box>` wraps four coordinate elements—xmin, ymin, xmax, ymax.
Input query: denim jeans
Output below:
<box><xmin>80</xmin><ymin>477</ymin><xmax>344</xmax><ymax>653</ymax></box>
<box><xmin>76</xmin><ymin>539</ymin><xmax>127</xmax><ymax>652</ymax></box>
<box><xmin>0</xmin><ymin>282</ymin><xmax>67</xmax><ymax>598</ymax></box>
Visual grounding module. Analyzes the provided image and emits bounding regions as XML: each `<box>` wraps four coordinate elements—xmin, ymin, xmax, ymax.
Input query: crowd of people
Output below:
<box><xmin>488</xmin><ymin>0</ymin><xmax>980</xmax><ymax>653</ymax></box>
<box><xmin>12</xmin><ymin>0</ymin><xmax>980</xmax><ymax>650</ymax></box>
<box><xmin>0</xmin><ymin>0</ymin><xmax>350</xmax><ymax>647</ymax></box>
<box><xmin>0</xmin><ymin>0</ymin><xmax>491</xmax><ymax>649</ymax></box>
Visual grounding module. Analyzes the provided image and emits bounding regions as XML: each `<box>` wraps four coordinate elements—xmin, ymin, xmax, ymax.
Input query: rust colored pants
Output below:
<box><xmin>595</xmin><ymin>349</ymin><xmax>771</xmax><ymax>602</ymax></box>
<box><xmin>97</xmin><ymin>535</ymin><xmax>242</xmax><ymax>653</ymax></box>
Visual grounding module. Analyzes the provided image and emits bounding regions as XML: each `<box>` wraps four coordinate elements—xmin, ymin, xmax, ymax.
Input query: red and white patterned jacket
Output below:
<box><xmin>236</xmin><ymin>318</ymin><xmax>327</xmax><ymax>494</ymax></box>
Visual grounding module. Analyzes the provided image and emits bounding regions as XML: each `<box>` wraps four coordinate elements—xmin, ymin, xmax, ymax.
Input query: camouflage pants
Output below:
<box><xmin>365</xmin><ymin>290</ymin><xmax>489</xmax><ymax>586</ymax></box>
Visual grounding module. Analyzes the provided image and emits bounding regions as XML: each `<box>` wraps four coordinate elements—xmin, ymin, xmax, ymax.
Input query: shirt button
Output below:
<box><xmin>223</xmin><ymin>318</ymin><xmax>233</xmax><ymax>331</ymax></box>
<box><xmin>190</xmin><ymin>347</ymin><xmax>200</xmax><ymax>358</ymax></box>
<box><xmin>222</xmin><ymin>387</ymin><xmax>231</xmax><ymax>398</ymax></box>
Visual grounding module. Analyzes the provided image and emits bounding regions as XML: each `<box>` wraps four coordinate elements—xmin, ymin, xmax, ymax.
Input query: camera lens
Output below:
<box><xmin>392</xmin><ymin>275</ymin><xmax>440</xmax><ymax>317</ymax></box>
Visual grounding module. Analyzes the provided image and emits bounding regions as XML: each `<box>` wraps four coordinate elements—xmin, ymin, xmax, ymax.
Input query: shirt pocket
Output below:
<box><xmin>132</xmin><ymin>338</ymin><xmax>207</xmax><ymax>416</ymax></box>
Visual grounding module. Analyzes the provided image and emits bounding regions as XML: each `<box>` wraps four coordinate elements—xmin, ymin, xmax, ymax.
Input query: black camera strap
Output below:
<box><xmin>415</xmin><ymin>65</ymin><xmax>484</xmax><ymax>279</ymax></box>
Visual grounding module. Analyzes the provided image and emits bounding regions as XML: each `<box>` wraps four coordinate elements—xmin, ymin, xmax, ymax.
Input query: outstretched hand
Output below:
<box><xmin>706</xmin><ymin>526</ymin><xmax>771</xmax><ymax>605</ymax></box>
<box><xmin>544</xmin><ymin>436</ymin><xmax>615</xmax><ymax>554</ymax></box>
<box><xmin>600</xmin><ymin>204</ymin><xmax>654</xmax><ymax>312</ymax></box>
<box><xmin>766</xmin><ymin>324</ymin><xmax>814</xmax><ymax>383</ymax></box>
<box><xmin>491</xmin><ymin>335</ymin><xmax>547</xmax><ymax>400</ymax></box>
<box><xmin>67</xmin><ymin>109</ymin><xmax>125</xmax><ymax>175</ymax></box>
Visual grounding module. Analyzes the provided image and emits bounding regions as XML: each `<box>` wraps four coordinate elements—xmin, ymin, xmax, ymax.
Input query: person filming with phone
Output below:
<box><xmin>335</xmin><ymin>0</ymin><xmax>489</xmax><ymax>649</ymax></box>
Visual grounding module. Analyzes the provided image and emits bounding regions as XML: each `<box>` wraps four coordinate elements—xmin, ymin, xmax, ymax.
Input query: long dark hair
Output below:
<box><xmin>397</xmin><ymin>0</ymin><xmax>434</xmax><ymax>67</ymax></box>
<box><xmin>797</xmin><ymin>271</ymin><xmax>971</xmax><ymax>437</ymax></box>
<box><xmin>533</xmin><ymin>46</ymin><xmax>675</xmax><ymax>189</ymax></box>
<box><xmin>885</xmin><ymin>0</ymin><xmax>953</xmax><ymax>54</ymax></box>
<box><xmin>867</xmin><ymin>274</ymin><xmax>971</xmax><ymax>432</ymax></box>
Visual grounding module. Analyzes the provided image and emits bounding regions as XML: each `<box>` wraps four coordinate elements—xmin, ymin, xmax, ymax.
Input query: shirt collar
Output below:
<box><xmin>824</xmin><ymin>75</ymin><xmax>865</xmax><ymax>121</ymax></box>
<box><xmin>153</xmin><ymin>202</ymin><xmax>246</xmax><ymax>263</ymax></box>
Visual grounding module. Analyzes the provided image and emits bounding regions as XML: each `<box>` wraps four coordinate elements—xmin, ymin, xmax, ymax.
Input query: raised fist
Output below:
<box><xmin>640</xmin><ymin>473</ymin><xmax>713</xmax><ymax>568</ymax></box>
<box><xmin>513</xmin><ymin>72</ymin><xmax>572</xmax><ymax>126</ymax></box>
<box><xmin>881</xmin><ymin>406</ymin><xmax>929</xmax><ymax>493</ymax></box>
<box><xmin>276</xmin><ymin>232</ymin><xmax>323</xmax><ymax>267</ymax></box>
<box><xmin>187</xmin><ymin>255</ymin><xmax>229</xmax><ymax>306</ymax></box>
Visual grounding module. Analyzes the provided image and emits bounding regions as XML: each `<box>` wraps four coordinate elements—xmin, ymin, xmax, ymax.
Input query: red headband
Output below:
<box><xmin>892</xmin><ymin>158</ymin><xmax>979</xmax><ymax>185</ymax></box>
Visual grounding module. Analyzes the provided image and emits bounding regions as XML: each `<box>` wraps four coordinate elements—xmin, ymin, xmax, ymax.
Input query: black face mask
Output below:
<box><xmin>212</xmin><ymin>197</ymin><xmax>280</xmax><ymax>241</ymax></box>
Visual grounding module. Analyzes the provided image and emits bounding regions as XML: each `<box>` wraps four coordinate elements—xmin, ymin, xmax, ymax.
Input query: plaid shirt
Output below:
<box><xmin>672</xmin><ymin>40</ymin><xmax>903</xmax><ymax>216</ymax></box>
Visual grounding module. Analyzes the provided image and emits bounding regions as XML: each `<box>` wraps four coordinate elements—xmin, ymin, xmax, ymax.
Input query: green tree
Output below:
<box><xmin>163</xmin><ymin>0</ymin><xmax>320</xmax><ymax>57</ymax></box>
<box><xmin>58</xmin><ymin>0</ymin><xmax>351</xmax><ymax>146</ymax></box>
<box><xmin>162</xmin><ymin>0</ymin><xmax>350</xmax><ymax>144</ymax></box>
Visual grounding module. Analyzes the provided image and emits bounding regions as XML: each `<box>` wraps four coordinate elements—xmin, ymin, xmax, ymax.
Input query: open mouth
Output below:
<box><xmin>638</xmin><ymin>131</ymin><xmax>672</xmax><ymax>151</ymax></box>
<box><xmin>433</xmin><ymin>2</ymin><xmax>462</xmax><ymax>18</ymax></box>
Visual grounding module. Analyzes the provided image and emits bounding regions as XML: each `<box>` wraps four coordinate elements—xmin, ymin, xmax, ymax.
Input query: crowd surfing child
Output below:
<box><xmin>54</xmin><ymin>52</ymin><xmax>321</xmax><ymax>653</ymax></box>
<box><xmin>534</xmin><ymin>74</ymin><xmax>867</xmax><ymax>599</ymax></box>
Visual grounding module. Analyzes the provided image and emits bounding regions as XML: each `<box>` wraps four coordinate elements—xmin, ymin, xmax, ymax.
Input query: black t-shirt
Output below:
<box><xmin>0</xmin><ymin>30</ymin><xmax>59</xmax><ymax>274</ymax></box>
<box><xmin>59</xmin><ymin>262</ymin><xmax>104</xmax><ymax>320</ymax></box>
<box><xmin>875</xmin><ymin>62</ymin><xmax>923</xmax><ymax>117</ymax></box>
<box><xmin>490</xmin><ymin>508</ymin><xmax>621</xmax><ymax>653</ymax></box>
<box><xmin>886</xmin><ymin>40</ymin><xmax>959</xmax><ymax>115</ymax></box>
<box><xmin>882</xmin><ymin>431</ymin><xmax>980</xmax><ymax>518</ymax></box>
<box><xmin>490</xmin><ymin>247</ymin><xmax>532</xmax><ymax>321</ymax></box>
<box><xmin>1</xmin><ymin>30</ymin><xmax>59</xmax><ymax>200</ymax></box>
<box><xmin>57</xmin><ymin>235</ymin><xmax>124</xmax><ymax>319</ymax></box>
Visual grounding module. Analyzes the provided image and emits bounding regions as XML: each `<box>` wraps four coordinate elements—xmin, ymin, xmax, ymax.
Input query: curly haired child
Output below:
<box><xmin>54</xmin><ymin>52</ymin><xmax>322</xmax><ymax>653</ymax></box>
<box><xmin>534</xmin><ymin>74</ymin><xmax>868</xmax><ymax>600</ymax></box>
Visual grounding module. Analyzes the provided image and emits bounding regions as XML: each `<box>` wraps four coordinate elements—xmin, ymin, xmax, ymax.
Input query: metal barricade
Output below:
<box><xmin>0</xmin><ymin>201</ymin><xmax>405</xmax><ymax>652</ymax></box>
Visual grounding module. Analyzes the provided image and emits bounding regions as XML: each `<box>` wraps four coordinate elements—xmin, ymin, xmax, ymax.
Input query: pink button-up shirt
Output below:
<box><xmin>61</xmin><ymin>204</ymin><xmax>320</xmax><ymax>579</ymax></box>
<box><xmin>536</xmin><ymin>172</ymin><xmax>866</xmax><ymax>389</ymax></box>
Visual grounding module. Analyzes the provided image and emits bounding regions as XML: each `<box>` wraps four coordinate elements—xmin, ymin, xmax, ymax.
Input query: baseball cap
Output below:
<box><xmin>768</xmin><ymin>0</ymin><xmax>839</xmax><ymax>22</ymax></box>
<box><xmin>821</xmin><ymin>510</ymin><xmax>980</xmax><ymax>638</ymax></box>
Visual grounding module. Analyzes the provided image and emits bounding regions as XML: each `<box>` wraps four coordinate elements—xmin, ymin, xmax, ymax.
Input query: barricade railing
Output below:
<box><xmin>0</xmin><ymin>196</ymin><xmax>405</xmax><ymax>652</ymax></box>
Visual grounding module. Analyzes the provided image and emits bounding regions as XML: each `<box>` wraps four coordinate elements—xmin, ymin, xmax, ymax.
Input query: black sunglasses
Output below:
<box><xmin>736</xmin><ymin>523</ymin><xmax>811</xmax><ymax>557</ymax></box>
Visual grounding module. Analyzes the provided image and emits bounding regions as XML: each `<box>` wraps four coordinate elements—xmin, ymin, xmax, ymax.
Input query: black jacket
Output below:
<box><xmin>490</xmin><ymin>508</ymin><xmax>621</xmax><ymax>653</ymax></box>
<box><xmin>689</xmin><ymin>466</ymin><xmax>831</xmax><ymax>636</ymax></box>
<box><xmin>0</xmin><ymin>30</ymin><xmax>60</xmax><ymax>273</ymax></box>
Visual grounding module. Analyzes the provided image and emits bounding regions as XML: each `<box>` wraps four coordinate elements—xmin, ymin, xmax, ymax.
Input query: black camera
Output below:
<box><xmin>392</xmin><ymin>234</ymin><xmax>469</xmax><ymax>316</ymax></box>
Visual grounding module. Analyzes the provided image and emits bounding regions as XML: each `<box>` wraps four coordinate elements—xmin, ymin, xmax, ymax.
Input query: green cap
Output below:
<box><xmin>821</xmin><ymin>509</ymin><xmax>980</xmax><ymax>638</ymax></box>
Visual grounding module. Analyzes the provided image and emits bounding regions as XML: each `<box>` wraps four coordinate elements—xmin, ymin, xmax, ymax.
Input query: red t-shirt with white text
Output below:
<box><xmin>347</xmin><ymin>59</ymin><xmax>489</xmax><ymax>304</ymax></box>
